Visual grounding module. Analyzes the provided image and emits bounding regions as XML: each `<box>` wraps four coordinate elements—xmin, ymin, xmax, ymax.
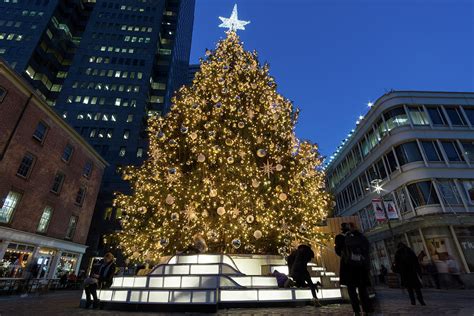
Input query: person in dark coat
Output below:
<box><xmin>335</xmin><ymin>222</ymin><xmax>372</xmax><ymax>315</ymax></box>
<box><xmin>289</xmin><ymin>244</ymin><xmax>321</xmax><ymax>306</ymax></box>
<box><xmin>393</xmin><ymin>243</ymin><xmax>426</xmax><ymax>306</ymax></box>
<box><xmin>98</xmin><ymin>252</ymin><xmax>116</xmax><ymax>289</ymax></box>
<box><xmin>83</xmin><ymin>252</ymin><xmax>116</xmax><ymax>309</ymax></box>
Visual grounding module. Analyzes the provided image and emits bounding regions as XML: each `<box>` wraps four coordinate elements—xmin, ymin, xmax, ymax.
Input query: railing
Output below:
<box><xmin>0</xmin><ymin>278</ymin><xmax>82</xmax><ymax>295</ymax></box>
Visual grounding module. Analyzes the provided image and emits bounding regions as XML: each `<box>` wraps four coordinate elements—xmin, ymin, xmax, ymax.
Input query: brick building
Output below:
<box><xmin>0</xmin><ymin>61</ymin><xmax>107</xmax><ymax>279</ymax></box>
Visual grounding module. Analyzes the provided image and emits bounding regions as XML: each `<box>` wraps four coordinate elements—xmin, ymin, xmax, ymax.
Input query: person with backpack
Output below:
<box><xmin>335</xmin><ymin>222</ymin><xmax>372</xmax><ymax>315</ymax></box>
<box><xmin>393</xmin><ymin>242</ymin><xmax>426</xmax><ymax>306</ymax></box>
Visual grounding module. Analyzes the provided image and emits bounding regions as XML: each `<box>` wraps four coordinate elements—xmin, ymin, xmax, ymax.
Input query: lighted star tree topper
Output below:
<box><xmin>109</xmin><ymin>12</ymin><xmax>331</xmax><ymax>262</ymax></box>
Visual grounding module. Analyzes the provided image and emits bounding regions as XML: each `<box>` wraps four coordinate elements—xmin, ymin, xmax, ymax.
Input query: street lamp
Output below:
<box><xmin>370</xmin><ymin>179</ymin><xmax>395</xmax><ymax>240</ymax></box>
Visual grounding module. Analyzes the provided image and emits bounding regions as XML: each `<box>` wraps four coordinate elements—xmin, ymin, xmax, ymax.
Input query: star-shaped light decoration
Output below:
<box><xmin>218</xmin><ymin>4</ymin><xmax>250</xmax><ymax>32</ymax></box>
<box><xmin>261</xmin><ymin>159</ymin><xmax>276</xmax><ymax>179</ymax></box>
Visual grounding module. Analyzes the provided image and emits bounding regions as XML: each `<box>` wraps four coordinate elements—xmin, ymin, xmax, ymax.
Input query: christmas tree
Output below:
<box><xmin>111</xmin><ymin>31</ymin><xmax>331</xmax><ymax>261</ymax></box>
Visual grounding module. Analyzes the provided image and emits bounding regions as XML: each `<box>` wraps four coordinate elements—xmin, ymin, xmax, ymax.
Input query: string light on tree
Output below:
<box><xmin>107</xmin><ymin>10</ymin><xmax>330</xmax><ymax>261</ymax></box>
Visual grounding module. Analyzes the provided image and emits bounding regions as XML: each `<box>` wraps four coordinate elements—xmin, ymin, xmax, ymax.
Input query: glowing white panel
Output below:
<box><xmin>140</xmin><ymin>291</ymin><xmax>149</xmax><ymax>303</ymax></box>
<box><xmin>81</xmin><ymin>291</ymin><xmax>86</xmax><ymax>299</ymax></box>
<box><xmin>168</xmin><ymin>256</ymin><xmax>178</xmax><ymax>264</ymax></box>
<box><xmin>177</xmin><ymin>255</ymin><xmax>198</xmax><ymax>264</ymax></box>
<box><xmin>181</xmin><ymin>276</ymin><xmax>201</xmax><ymax>288</ymax></box>
<box><xmin>330</xmin><ymin>277</ymin><xmax>340</xmax><ymax>282</ymax></box>
<box><xmin>130</xmin><ymin>291</ymin><xmax>141</xmax><ymax>302</ymax></box>
<box><xmin>258</xmin><ymin>289</ymin><xmax>293</xmax><ymax>301</ymax></box>
<box><xmin>321</xmin><ymin>289</ymin><xmax>342</xmax><ymax>299</ymax></box>
<box><xmin>190</xmin><ymin>264</ymin><xmax>219</xmax><ymax>274</ymax></box>
<box><xmin>220</xmin><ymin>290</ymin><xmax>258</xmax><ymax>301</ymax></box>
<box><xmin>200</xmin><ymin>276</ymin><xmax>218</xmax><ymax>288</ymax></box>
<box><xmin>112</xmin><ymin>277</ymin><xmax>124</xmax><ymax>287</ymax></box>
<box><xmin>311</xmin><ymin>277</ymin><xmax>321</xmax><ymax>283</ymax></box>
<box><xmin>148</xmin><ymin>291</ymin><xmax>169</xmax><ymax>303</ymax></box>
<box><xmin>294</xmin><ymin>289</ymin><xmax>313</xmax><ymax>300</ymax></box>
<box><xmin>269</xmin><ymin>266</ymin><xmax>289</xmax><ymax>275</ymax></box>
<box><xmin>148</xmin><ymin>277</ymin><xmax>164</xmax><ymax>288</ymax></box>
<box><xmin>312</xmin><ymin>267</ymin><xmax>325</xmax><ymax>271</ymax></box>
<box><xmin>197</xmin><ymin>254</ymin><xmax>221</xmax><ymax>264</ymax></box>
<box><xmin>222</xmin><ymin>256</ymin><xmax>238</xmax><ymax>270</ymax></box>
<box><xmin>230</xmin><ymin>276</ymin><xmax>251</xmax><ymax>287</ymax></box>
<box><xmin>152</xmin><ymin>265</ymin><xmax>164</xmax><ymax>275</ymax></box>
<box><xmin>252</xmin><ymin>277</ymin><xmax>278</xmax><ymax>287</ymax></box>
<box><xmin>112</xmin><ymin>290</ymin><xmax>128</xmax><ymax>302</ymax></box>
<box><xmin>134</xmin><ymin>277</ymin><xmax>147</xmax><ymax>287</ymax></box>
<box><xmin>192</xmin><ymin>290</ymin><xmax>215</xmax><ymax>303</ymax></box>
<box><xmin>325</xmin><ymin>272</ymin><xmax>336</xmax><ymax>276</ymax></box>
<box><xmin>166</xmin><ymin>265</ymin><xmax>190</xmax><ymax>275</ymax></box>
<box><xmin>164</xmin><ymin>276</ymin><xmax>181</xmax><ymax>288</ymax></box>
<box><xmin>122</xmin><ymin>277</ymin><xmax>134</xmax><ymax>287</ymax></box>
<box><xmin>170</xmin><ymin>291</ymin><xmax>191</xmax><ymax>303</ymax></box>
<box><xmin>219</xmin><ymin>276</ymin><xmax>238</xmax><ymax>287</ymax></box>
<box><xmin>98</xmin><ymin>290</ymin><xmax>113</xmax><ymax>301</ymax></box>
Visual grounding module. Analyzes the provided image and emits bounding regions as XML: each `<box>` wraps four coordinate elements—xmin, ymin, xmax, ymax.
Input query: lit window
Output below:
<box><xmin>62</xmin><ymin>144</ymin><xmax>74</xmax><ymax>162</ymax></box>
<box><xmin>89</xmin><ymin>129</ymin><xmax>96</xmax><ymax>138</ymax></box>
<box><xmin>33</xmin><ymin>122</ymin><xmax>48</xmax><ymax>142</ymax></box>
<box><xmin>119</xmin><ymin>147</ymin><xmax>126</xmax><ymax>157</ymax></box>
<box><xmin>137</xmin><ymin>147</ymin><xmax>143</xmax><ymax>158</ymax></box>
<box><xmin>91</xmin><ymin>97</ymin><xmax>97</xmax><ymax>105</ymax></box>
<box><xmin>111</xmin><ymin>114</ymin><xmax>117</xmax><ymax>122</ymax></box>
<box><xmin>98</xmin><ymin>129</ymin><xmax>105</xmax><ymax>138</ymax></box>
<box><xmin>37</xmin><ymin>206</ymin><xmax>53</xmax><ymax>233</ymax></box>
<box><xmin>0</xmin><ymin>191</ymin><xmax>22</xmax><ymax>223</ymax></box>
<box><xmin>104</xmin><ymin>207</ymin><xmax>112</xmax><ymax>220</ymax></box>
<box><xmin>65</xmin><ymin>216</ymin><xmax>78</xmax><ymax>239</ymax></box>
<box><xmin>83</xmin><ymin>161</ymin><xmax>93</xmax><ymax>178</ymax></box>
<box><xmin>106</xmin><ymin>130</ymin><xmax>113</xmax><ymax>138</ymax></box>
<box><xmin>17</xmin><ymin>153</ymin><xmax>35</xmax><ymax>178</ymax></box>
<box><xmin>115</xmin><ymin>98</ymin><xmax>121</xmax><ymax>106</ymax></box>
<box><xmin>102</xmin><ymin>114</ymin><xmax>109</xmax><ymax>121</ymax></box>
<box><xmin>77</xmin><ymin>114</ymin><xmax>84</xmax><ymax>120</ymax></box>
<box><xmin>123</xmin><ymin>130</ymin><xmax>130</xmax><ymax>139</ymax></box>
<box><xmin>126</xmin><ymin>114</ymin><xmax>133</xmax><ymax>122</ymax></box>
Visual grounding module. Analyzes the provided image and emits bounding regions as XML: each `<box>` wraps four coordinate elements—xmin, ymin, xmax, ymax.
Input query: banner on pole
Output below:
<box><xmin>383</xmin><ymin>200</ymin><xmax>399</xmax><ymax>220</ymax></box>
<box><xmin>372</xmin><ymin>199</ymin><xmax>386</xmax><ymax>222</ymax></box>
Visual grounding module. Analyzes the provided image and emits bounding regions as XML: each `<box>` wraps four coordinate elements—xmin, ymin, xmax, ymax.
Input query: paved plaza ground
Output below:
<box><xmin>0</xmin><ymin>287</ymin><xmax>472</xmax><ymax>316</ymax></box>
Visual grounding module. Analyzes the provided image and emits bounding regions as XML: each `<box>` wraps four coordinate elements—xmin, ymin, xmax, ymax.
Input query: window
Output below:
<box><xmin>383</xmin><ymin>106</ymin><xmax>408</xmax><ymax>131</ymax></box>
<box><xmin>461</xmin><ymin>180</ymin><xmax>474</xmax><ymax>204</ymax></box>
<box><xmin>104</xmin><ymin>207</ymin><xmax>112</xmax><ymax>220</ymax></box>
<box><xmin>384</xmin><ymin>150</ymin><xmax>398</xmax><ymax>174</ymax></box>
<box><xmin>407</xmin><ymin>181</ymin><xmax>440</xmax><ymax>207</ymax></box>
<box><xmin>409</xmin><ymin>106</ymin><xmax>429</xmax><ymax>125</ymax></box>
<box><xmin>33</xmin><ymin>121</ymin><xmax>48</xmax><ymax>142</ymax></box>
<box><xmin>123</xmin><ymin>130</ymin><xmax>130</xmax><ymax>140</ymax></box>
<box><xmin>421</xmin><ymin>141</ymin><xmax>443</xmax><ymax>162</ymax></box>
<box><xmin>0</xmin><ymin>86</ymin><xmax>6</xmax><ymax>102</ymax></box>
<box><xmin>51</xmin><ymin>172</ymin><xmax>65</xmax><ymax>193</ymax></box>
<box><xmin>83</xmin><ymin>161</ymin><xmax>93</xmax><ymax>178</ymax></box>
<box><xmin>75</xmin><ymin>186</ymin><xmax>86</xmax><ymax>206</ymax></box>
<box><xmin>437</xmin><ymin>180</ymin><xmax>461</xmax><ymax>205</ymax></box>
<box><xmin>0</xmin><ymin>191</ymin><xmax>22</xmax><ymax>223</ymax></box>
<box><xmin>65</xmin><ymin>216</ymin><xmax>78</xmax><ymax>239</ymax></box>
<box><xmin>441</xmin><ymin>141</ymin><xmax>464</xmax><ymax>162</ymax></box>
<box><xmin>17</xmin><ymin>153</ymin><xmax>35</xmax><ymax>178</ymax></box>
<box><xmin>463</xmin><ymin>108</ymin><xmax>474</xmax><ymax>125</ymax></box>
<box><xmin>445</xmin><ymin>107</ymin><xmax>466</xmax><ymax>126</ymax></box>
<box><xmin>136</xmin><ymin>147</ymin><xmax>143</xmax><ymax>158</ymax></box>
<box><xmin>375</xmin><ymin>158</ymin><xmax>387</xmax><ymax>180</ymax></box>
<box><xmin>461</xmin><ymin>141</ymin><xmax>474</xmax><ymax>163</ymax></box>
<box><xmin>37</xmin><ymin>206</ymin><xmax>52</xmax><ymax>233</ymax></box>
<box><xmin>119</xmin><ymin>147</ymin><xmax>126</xmax><ymax>157</ymax></box>
<box><xmin>115</xmin><ymin>208</ymin><xmax>122</xmax><ymax>219</ymax></box>
<box><xmin>427</xmin><ymin>107</ymin><xmax>447</xmax><ymax>125</ymax></box>
<box><xmin>62</xmin><ymin>144</ymin><xmax>74</xmax><ymax>162</ymax></box>
<box><xmin>394</xmin><ymin>187</ymin><xmax>410</xmax><ymax>214</ymax></box>
<box><xmin>395</xmin><ymin>141</ymin><xmax>423</xmax><ymax>165</ymax></box>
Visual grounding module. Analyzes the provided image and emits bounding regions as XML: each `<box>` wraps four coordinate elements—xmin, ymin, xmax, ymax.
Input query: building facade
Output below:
<box><xmin>0</xmin><ymin>62</ymin><xmax>107</xmax><ymax>279</ymax></box>
<box><xmin>326</xmin><ymin>91</ymin><xmax>474</xmax><ymax>287</ymax></box>
<box><xmin>0</xmin><ymin>0</ymin><xmax>196</xmax><ymax>263</ymax></box>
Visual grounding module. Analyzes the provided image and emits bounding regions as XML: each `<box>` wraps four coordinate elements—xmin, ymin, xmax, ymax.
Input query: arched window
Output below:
<box><xmin>0</xmin><ymin>86</ymin><xmax>6</xmax><ymax>102</ymax></box>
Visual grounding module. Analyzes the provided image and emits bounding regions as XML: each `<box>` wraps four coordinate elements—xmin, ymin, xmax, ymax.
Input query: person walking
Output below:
<box><xmin>335</xmin><ymin>222</ymin><xmax>372</xmax><ymax>315</ymax></box>
<box><xmin>379</xmin><ymin>264</ymin><xmax>388</xmax><ymax>284</ymax></box>
<box><xmin>393</xmin><ymin>243</ymin><xmax>426</xmax><ymax>306</ymax></box>
<box><xmin>447</xmin><ymin>255</ymin><xmax>465</xmax><ymax>289</ymax></box>
<box><xmin>289</xmin><ymin>244</ymin><xmax>321</xmax><ymax>307</ymax></box>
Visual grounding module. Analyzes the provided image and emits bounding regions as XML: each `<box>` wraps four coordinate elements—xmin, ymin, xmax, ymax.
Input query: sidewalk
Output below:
<box><xmin>0</xmin><ymin>287</ymin><xmax>473</xmax><ymax>315</ymax></box>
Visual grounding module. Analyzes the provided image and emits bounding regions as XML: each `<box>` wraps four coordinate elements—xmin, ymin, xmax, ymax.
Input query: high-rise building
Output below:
<box><xmin>0</xmin><ymin>0</ymin><xmax>196</xmax><ymax>263</ymax></box>
<box><xmin>325</xmin><ymin>91</ymin><xmax>474</xmax><ymax>287</ymax></box>
<box><xmin>186</xmin><ymin>63</ymin><xmax>199</xmax><ymax>86</ymax></box>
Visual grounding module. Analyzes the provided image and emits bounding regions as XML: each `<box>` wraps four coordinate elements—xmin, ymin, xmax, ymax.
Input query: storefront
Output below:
<box><xmin>0</xmin><ymin>226</ymin><xmax>86</xmax><ymax>279</ymax></box>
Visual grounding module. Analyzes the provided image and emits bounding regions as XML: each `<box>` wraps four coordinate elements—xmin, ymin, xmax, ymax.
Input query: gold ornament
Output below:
<box><xmin>238</xmin><ymin>121</ymin><xmax>245</xmax><ymax>128</ymax></box>
<box><xmin>165</xmin><ymin>194</ymin><xmax>175</xmax><ymax>205</ymax></box>
<box><xmin>278</xmin><ymin>193</ymin><xmax>287</xmax><ymax>201</ymax></box>
<box><xmin>276</xmin><ymin>164</ymin><xmax>283</xmax><ymax>171</ymax></box>
<box><xmin>257</xmin><ymin>149</ymin><xmax>267</xmax><ymax>157</ymax></box>
<box><xmin>217</xmin><ymin>207</ymin><xmax>226</xmax><ymax>216</ymax></box>
<box><xmin>190</xmin><ymin>132</ymin><xmax>198</xmax><ymax>140</ymax></box>
<box><xmin>197</xmin><ymin>153</ymin><xmax>206</xmax><ymax>162</ymax></box>
<box><xmin>209</xmin><ymin>189</ymin><xmax>218</xmax><ymax>197</ymax></box>
<box><xmin>251</xmin><ymin>179</ymin><xmax>260</xmax><ymax>188</ymax></box>
<box><xmin>227</xmin><ymin>157</ymin><xmax>234</xmax><ymax>164</ymax></box>
<box><xmin>253</xmin><ymin>230</ymin><xmax>262</xmax><ymax>239</ymax></box>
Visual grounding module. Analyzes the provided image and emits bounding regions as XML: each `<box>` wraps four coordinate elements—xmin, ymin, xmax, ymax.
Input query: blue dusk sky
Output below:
<box><xmin>189</xmin><ymin>0</ymin><xmax>474</xmax><ymax>158</ymax></box>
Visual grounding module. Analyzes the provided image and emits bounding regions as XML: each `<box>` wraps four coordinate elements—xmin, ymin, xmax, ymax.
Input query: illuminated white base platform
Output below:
<box><xmin>80</xmin><ymin>254</ymin><xmax>342</xmax><ymax>311</ymax></box>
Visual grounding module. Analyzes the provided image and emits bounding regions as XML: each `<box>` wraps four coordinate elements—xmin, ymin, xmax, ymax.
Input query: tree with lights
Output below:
<box><xmin>110</xmin><ymin>30</ymin><xmax>331</xmax><ymax>262</ymax></box>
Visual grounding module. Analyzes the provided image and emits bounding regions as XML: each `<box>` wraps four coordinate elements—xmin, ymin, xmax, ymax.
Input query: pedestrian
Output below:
<box><xmin>289</xmin><ymin>244</ymin><xmax>321</xmax><ymax>307</ymax></box>
<box><xmin>446</xmin><ymin>255</ymin><xmax>464</xmax><ymax>289</ymax></box>
<box><xmin>335</xmin><ymin>222</ymin><xmax>372</xmax><ymax>315</ymax></box>
<box><xmin>83</xmin><ymin>252</ymin><xmax>116</xmax><ymax>309</ymax></box>
<box><xmin>392</xmin><ymin>242</ymin><xmax>426</xmax><ymax>306</ymax></box>
<box><xmin>83</xmin><ymin>263</ymin><xmax>101</xmax><ymax>309</ymax></box>
<box><xmin>379</xmin><ymin>264</ymin><xmax>388</xmax><ymax>284</ymax></box>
